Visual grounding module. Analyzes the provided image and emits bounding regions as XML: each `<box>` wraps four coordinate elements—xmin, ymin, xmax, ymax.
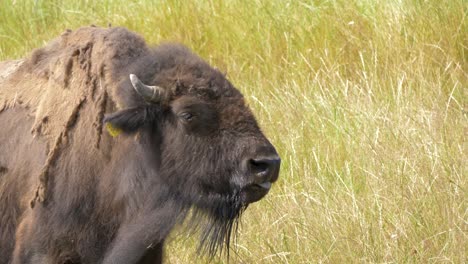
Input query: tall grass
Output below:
<box><xmin>1</xmin><ymin>0</ymin><xmax>466</xmax><ymax>263</ymax></box>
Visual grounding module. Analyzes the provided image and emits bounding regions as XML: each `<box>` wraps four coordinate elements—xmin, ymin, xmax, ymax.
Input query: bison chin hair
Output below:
<box><xmin>183</xmin><ymin>190</ymin><xmax>247</xmax><ymax>257</ymax></box>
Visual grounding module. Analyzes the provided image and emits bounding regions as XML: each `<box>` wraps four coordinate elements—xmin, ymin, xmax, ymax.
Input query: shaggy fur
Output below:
<box><xmin>0</xmin><ymin>26</ymin><xmax>279</xmax><ymax>264</ymax></box>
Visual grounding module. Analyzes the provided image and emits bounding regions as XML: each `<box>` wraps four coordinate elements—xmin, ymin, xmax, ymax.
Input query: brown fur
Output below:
<box><xmin>0</xmin><ymin>26</ymin><xmax>280</xmax><ymax>264</ymax></box>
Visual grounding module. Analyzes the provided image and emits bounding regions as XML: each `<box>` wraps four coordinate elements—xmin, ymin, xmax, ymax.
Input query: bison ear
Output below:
<box><xmin>104</xmin><ymin>106</ymin><xmax>157</xmax><ymax>135</ymax></box>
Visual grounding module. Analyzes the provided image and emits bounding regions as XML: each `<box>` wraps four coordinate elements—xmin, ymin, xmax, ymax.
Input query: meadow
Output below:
<box><xmin>0</xmin><ymin>0</ymin><xmax>466</xmax><ymax>263</ymax></box>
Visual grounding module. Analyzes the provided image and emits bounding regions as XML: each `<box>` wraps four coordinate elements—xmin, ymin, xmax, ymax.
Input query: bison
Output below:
<box><xmin>0</xmin><ymin>26</ymin><xmax>280</xmax><ymax>263</ymax></box>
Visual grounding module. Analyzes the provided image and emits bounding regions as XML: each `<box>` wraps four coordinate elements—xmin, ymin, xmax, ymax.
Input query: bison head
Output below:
<box><xmin>103</xmin><ymin>44</ymin><xmax>280</xmax><ymax>255</ymax></box>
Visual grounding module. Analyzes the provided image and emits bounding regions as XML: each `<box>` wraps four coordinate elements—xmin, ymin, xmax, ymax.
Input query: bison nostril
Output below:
<box><xmin>249</xmin><ymin>159</ymin><xmax>270</xmax><ymax>175</ymax></box>
<box><xmin>248</xmin><ymin>157</ymin><xmax>281</xmax><ymax>179</ymax></box>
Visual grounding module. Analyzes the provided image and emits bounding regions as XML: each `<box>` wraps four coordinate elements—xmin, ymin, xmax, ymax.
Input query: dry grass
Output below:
<box><xmin>1</xmin><ymin>0</ymin><xmax>466</xmax><ymax>263</ymax></box>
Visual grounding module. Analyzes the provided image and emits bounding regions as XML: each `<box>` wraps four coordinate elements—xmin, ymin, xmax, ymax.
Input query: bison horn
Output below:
<box><xmin>129</xmin><ymin>74</ymin><xmax>165</xmax><ymax>102</ymax></box>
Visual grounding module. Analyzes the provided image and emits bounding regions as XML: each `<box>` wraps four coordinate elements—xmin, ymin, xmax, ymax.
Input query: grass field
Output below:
<box><xmin>1</xmin><ymin>0</ymin><xmax>466</xmax><ymax>263</ymax></box>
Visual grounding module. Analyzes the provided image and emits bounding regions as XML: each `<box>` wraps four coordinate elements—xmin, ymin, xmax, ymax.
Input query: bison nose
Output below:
<box><xmin>248</xmin><ymin>156</ymin><xmax>281</xmax><ymax>184</ymax></box>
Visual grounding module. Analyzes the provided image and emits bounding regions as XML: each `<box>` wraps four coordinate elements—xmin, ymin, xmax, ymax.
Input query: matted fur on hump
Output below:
<box><xmin>0</xmin><ymin>26</ymin><xmax>150</xmax><ymax>147</ymax></box>
<box><xmin>0</xmin><ymin>26</ymin><xmax>151</xmax><ymax>206</ymax></box>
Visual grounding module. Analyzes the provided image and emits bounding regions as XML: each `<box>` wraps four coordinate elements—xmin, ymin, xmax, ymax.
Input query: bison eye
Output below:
<box><xmin>179</xmin><ymin>112</ymin><xmax>194</xmax><ymax>121</ymax></box>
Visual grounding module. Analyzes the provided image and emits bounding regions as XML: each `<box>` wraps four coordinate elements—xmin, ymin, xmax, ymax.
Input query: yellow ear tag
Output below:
<box><xmin>106</xmin><ymin>123</ymin><xmax>122</xmax><ymax>137</ymax></box>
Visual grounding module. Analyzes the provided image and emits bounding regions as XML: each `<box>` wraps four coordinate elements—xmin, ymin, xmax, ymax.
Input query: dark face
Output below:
<box><xmin>160</xmin><ymin>93</ymin><xmax>280</xmax><ymax>205</ymax></box>
<box><xmin>104</xmin><ymin>70</ymin><xmax>280</xmax><ymax>255</ymax></box>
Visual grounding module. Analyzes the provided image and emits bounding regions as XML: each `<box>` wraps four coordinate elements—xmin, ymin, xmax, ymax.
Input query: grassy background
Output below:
<box><xmin>1</xmin><ymin>0</ymin><xmax>466</xmax><ymax>263</ymax></box>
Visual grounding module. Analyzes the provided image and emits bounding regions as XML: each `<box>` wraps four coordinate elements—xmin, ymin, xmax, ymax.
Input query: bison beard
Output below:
<box><xmin>191</xmin><ymin>191</ymin><xmax>246</xmax><ymax>256</ymax></box>
<box><xmin>0</xmin><ymin>26</ymin><xmax>280</xmax><ymax>263</ymax></box>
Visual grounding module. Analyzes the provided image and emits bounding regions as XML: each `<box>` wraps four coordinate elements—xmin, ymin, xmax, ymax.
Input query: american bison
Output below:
<box><xmin>0</xmin><ymin>26</ymin><xmax>280</xmax><ymax>263</ymax></box>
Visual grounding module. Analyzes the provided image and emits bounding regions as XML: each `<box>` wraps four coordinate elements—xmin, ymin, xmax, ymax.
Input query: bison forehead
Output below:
<box><xmin>173</xmin><ymin>72</ymin><xmax>240</xmax><ymax>100</ymax></box>
<box><xmin>141</xmin><ymin>44</ymin><xmax>243</xmax><ymax>101</ymax></box>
